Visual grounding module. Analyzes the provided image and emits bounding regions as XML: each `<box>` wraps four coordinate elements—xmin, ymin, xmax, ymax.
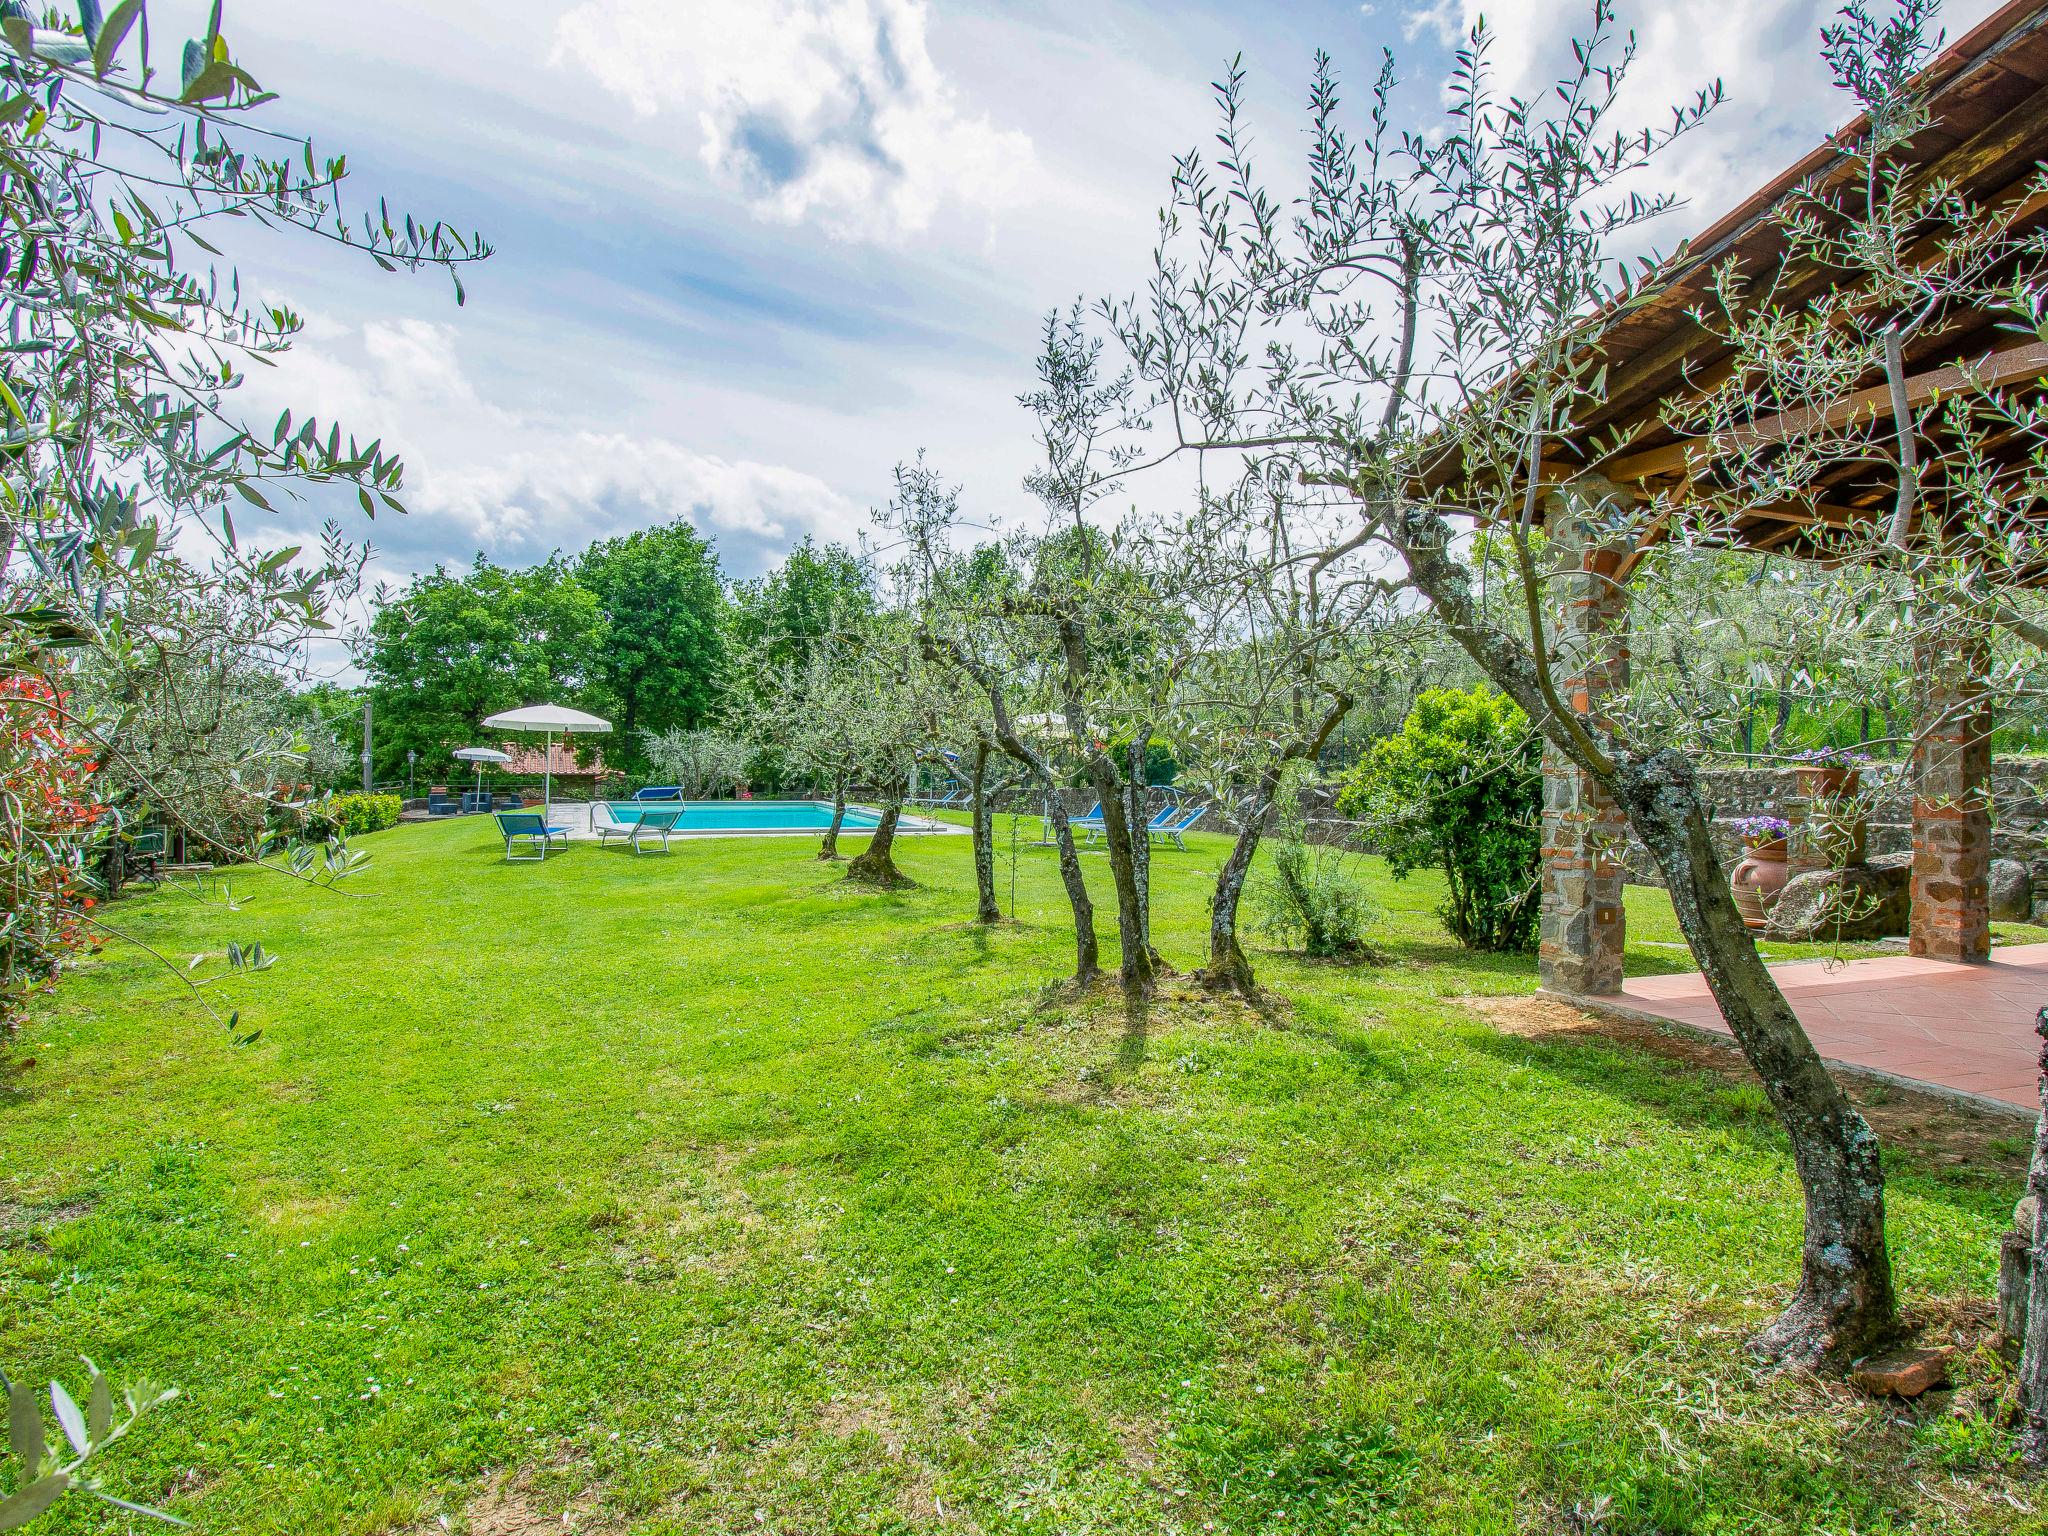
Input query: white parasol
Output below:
<box><xmin>480</xmin><ymin>705</ymin><xmax>612</xmax><ymax>821</ymax></box>
<box><xmin>452</xmin><ymin>745</ymin><xmax>512</xmax><ymax>800</ymax></box>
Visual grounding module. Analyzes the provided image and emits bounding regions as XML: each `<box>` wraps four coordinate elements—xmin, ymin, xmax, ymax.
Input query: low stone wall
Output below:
<box><xmin>1617</xmin><ymin>758</ymin><xmax>2048</xmax><ymax>914</ymax></box>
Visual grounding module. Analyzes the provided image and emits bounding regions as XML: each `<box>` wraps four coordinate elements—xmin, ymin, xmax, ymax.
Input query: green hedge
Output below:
<box><xmin>323</xmin><ymin>792</ymin><xmax>402</xmax><ymax>839</ymax></box>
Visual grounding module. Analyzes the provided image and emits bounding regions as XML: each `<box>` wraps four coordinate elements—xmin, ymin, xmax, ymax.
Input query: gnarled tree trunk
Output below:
<box><xmin>1125</xmin><ymin>733</ymin><xmax>1157</xmax><ymax>962</ymax></box>
<box><xmin>1201</xmin><ymin>790</ymin><xmax>1270</xmax><ymax>996</ymax></box>
<box><xmin>2018</xmin><ymin>1008</ymin><xmax>2048</xmax><ymax>1468</ymax></box>
<box><xmin>1615</xmin><ymin>750</ymin><xmax>1896</xmax><ymax>1365</ymax></box>
<box><xmin>1388</xmin><ymin>498</ymin><xmax>1896</xmax><ymax>1366</ymax></box>
<box><xmin>846</xmin><ymin>780</ymin><xmax>912</xmax><ymax>887</ymax></box>
<box><xmin>1199</xmin><ymin>695</ymin><xmax>1351</xmax><ymax>997</ymax></box>
<box><xmin>1041</xmin><ymin>784</ymin><xmax>1101</xmax><ymax>983</ymax></box>
<box><xmin>1082</xmin><ymin>752</ymin><xmax>1159</xmax><ymax>999</ymax></box>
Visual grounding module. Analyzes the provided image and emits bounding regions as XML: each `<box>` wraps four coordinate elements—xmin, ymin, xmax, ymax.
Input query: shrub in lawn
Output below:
<box><xmin>1338</xmin><ymin>685</ymin><xmax>1541</xmax><ymax>953</ymax></box>
<box><xmin>1254</xmin><ymin>791</ymin><xmax>1382</xmax><ymax>961</ymax></box>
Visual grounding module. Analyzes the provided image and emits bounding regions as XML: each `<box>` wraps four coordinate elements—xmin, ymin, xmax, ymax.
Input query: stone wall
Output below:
<box><xmin>1616</xmin><ymin>757</ymin><xmax>2048</xmax><ymax>915</ymax></box>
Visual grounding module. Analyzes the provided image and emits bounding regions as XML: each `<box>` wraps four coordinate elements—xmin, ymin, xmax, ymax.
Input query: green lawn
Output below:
<box><xmin>0</xmin><ymin>818</ymin><xmax>2034</xmax><ymax>1534</ymax></box>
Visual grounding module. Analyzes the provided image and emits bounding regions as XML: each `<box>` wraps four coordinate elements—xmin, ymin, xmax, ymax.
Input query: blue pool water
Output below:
<box><xmin>603</xmin><ymin>799</ymin><xmax>882</xmax><ymax>831</ymax></box>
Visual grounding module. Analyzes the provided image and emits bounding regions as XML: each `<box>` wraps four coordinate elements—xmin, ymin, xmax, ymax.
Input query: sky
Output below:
<box><xmin>158</xmin><ymin>0</ymin><xmax>2008</xmax><ymax>613</ymax></box>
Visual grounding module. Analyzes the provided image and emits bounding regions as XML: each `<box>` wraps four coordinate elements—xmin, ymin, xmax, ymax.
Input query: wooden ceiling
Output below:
<box><xmin>1483</xmin><ymin>0</ymin><xmax>2048</xmax><ymax>557</ymax></box>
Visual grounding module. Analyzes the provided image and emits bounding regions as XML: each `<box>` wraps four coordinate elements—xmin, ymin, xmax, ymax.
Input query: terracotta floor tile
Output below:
<box><xmin>1613</xmin><ymin>946</ymin><xmax>2045</xmax><ymax>1111</ymax></box>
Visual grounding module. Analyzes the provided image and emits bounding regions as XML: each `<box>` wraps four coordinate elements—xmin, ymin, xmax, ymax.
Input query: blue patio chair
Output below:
<box><xmin>633</xmin><ymin>785</ymin><xmax>682</xmax><ymax>801</ymax></box>
<box><xmin>593</xmin><ymin>803</ymin><xmax>683</xmax><ymax>853</ymax></box>
<box><xmin>427</xmin><ymin>790</ymin><xmax>462</xmax><ymax>817</ymax></box>
<box><xmin>461</xmin><ymin>790</ymin><xmax>491</xmax><ymax>815</ymax></box>
<box><xmin>1150</xmin><ymin>805</ymin><xmax>1207</xmax><ymax>851</ymax></box>
<box><xmin>494</xmin><ymin>810</ymin><xmax>570</xmax><ymax>861</ymax></box>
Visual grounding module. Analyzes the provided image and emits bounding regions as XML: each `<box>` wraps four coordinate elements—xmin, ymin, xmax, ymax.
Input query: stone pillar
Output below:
<box><xmin>1910</xmin><ymin>630</ymin><xmax>1991</xmax><ymax>964</ymax></box>
<box><xmin>1538</xmin><ymin>495</ymin><xmax>1630</xmax><ymax>996</ymax></box>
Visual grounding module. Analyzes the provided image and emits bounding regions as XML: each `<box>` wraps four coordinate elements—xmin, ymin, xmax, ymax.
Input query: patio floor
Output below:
<box><xmin>1572</xmin><ymin>944</ymin><xmax>2048</xmax><ymax>1115</ymax></box>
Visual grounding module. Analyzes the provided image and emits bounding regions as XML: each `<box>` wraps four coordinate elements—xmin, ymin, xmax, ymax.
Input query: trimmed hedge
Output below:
<box><xmin>324</xmin><ymin>792</ymin><xmax>402</xmax><ymax>838</ymax></box>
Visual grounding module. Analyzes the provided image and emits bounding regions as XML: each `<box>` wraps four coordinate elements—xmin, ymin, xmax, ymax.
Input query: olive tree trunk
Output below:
<box><xmin>1039</xmin><ymin>787</ymin><xmax>1101</xmax><ymax>982</ymax></box>
<box><xmin>1057</xmin><ymin>623</ymin><xmax>1157</xmax><ymax>1000</ymax></box>
<box><xmin>1200</xmin><ymin>696</ymin><xmax>1351</xmax><ymax>998</ymax></box>
<box><xmin>1202</xmin><ymin>783</ymin><xmax>1273</xmax><ymax>997</ymax></box>
<box><xmin>1388</xmin><ymin>501</ymin><xmax>1897</xmax><ymax>1367</ymax></box>
<box><xmin>846</xmin><ymin>780</ymin><xmax>912</xmax><ymax>887</ymax></box>
<box><xmin>1125</xmin><ymin>734</ymin><xmax>1156</xmax><ymax>961</ymax></box>
<box><xmin>1080</xmin><ymin>751</ymin><xmax>1159</xmax><ymax>999</ymax></box>
<box><xmin>2019</xmin><ymin>1008</ymin><xmax>2048</xmax><ymax>1468</ymax></box>
<box><xmin>1612</xmin><ymin>752</ymin><xmax>1896</xmax><ymax>1365</ymax></box>
<box><xmin>970</xmin><ymin>741</ymin><xmax>1001</xmax><ymax>923</ymax></box>
<box><xmin>818</xmin><ymin>772</ymin><xmax>849</xmax><ymax>861</ymax></box>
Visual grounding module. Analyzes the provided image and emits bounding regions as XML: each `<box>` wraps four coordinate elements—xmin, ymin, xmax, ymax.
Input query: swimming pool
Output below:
<box><xmin>598</xmin><ymin>799</ymin><xmax>883</xmax><ymax>833</ymax></box>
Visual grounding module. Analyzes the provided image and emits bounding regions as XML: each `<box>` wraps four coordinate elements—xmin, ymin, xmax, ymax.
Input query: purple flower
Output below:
<box><xmin>1734</xmin><ymin>814</ymin><xmax>1790</xmax><ymax>841</ymax></box>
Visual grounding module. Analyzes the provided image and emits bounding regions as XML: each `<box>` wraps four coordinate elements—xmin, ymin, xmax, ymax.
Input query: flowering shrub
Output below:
<box><xmin>0</xmin><ymin>670</ymin><xmax>108</xmax><ymax>1038</ymax></box>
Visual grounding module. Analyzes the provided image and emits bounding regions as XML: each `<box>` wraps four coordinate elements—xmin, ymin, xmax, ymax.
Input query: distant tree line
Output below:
<box><xmin>350</xmin><ymin>529</ymin><xmax>873</xmax><ymax>785</ymax></box>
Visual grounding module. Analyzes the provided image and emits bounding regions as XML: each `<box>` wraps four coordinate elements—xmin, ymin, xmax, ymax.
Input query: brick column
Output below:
<box><xmin>1910</xmin><ymin>630</ymin><xmax>1991</xmax><ymax>964</ymax></box>
<box><xmin>1538</xmin><ymin>494</ymin><xmax>1630</xmax><ymax>996</ymax></box>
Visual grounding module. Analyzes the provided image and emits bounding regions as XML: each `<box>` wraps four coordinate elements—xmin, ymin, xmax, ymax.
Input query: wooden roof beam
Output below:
<box><xmin>1602</xmin><ymin>338</ymin><xmax>2048</xmax><ymax>481</ymax></box>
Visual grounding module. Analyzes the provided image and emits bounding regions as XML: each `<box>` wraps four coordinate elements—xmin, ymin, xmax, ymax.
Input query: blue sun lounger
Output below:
<box><xmin>592</xmin><ymin>803</ymin><xmax>683</xmax><ymax>853</ymax></box>
<box><xmin>1150</xmin><ymin>805</ymin><xmax>1206</xmax><ymax>850</ymax></box>
<box><xmin>495</xmin><ymin>810</ymin><xmax>571</xmax><ymax>861</ymax></box>
<box><xmin>1075</xmin><ymin>803</ymin><xmax>1177</xmax><ymax>844</ymax></box>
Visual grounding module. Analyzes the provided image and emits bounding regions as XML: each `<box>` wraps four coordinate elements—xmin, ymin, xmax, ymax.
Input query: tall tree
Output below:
<box><xmin>1164</xmin><ymin>472</ymin><xmax>1379</xmax><ymax>996</ymax></box>
<box><xmin>728</xmin><ymin>538</ymin><xmax>876</xmax><ymax>676</ymax></box>
<box><xmin>357</xmin><ymin>557</ymin><xmax>601</xmax><ymax>782</ymax></box>
<box><xmin>577</xmin><ymin>521</ymin><xmax>726</xmax><ymax>773</ymax></box>
<box><xmin>1012</xmin><ymin>311</ymin><xmax>1172</xmax><ymax>1000</ymax></box>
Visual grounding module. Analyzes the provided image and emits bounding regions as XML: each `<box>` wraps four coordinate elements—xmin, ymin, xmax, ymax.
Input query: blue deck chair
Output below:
<box><xmin>495</xmin><ymin>810</ymin><xmax>571</xmax><ymax>861</ymax></box>
<box><xmin>1078</xmin><ymin>803</ymin><xmax>1177</xmax><ymax>845</ymax></box>
<box><xmin>593</xmin><ymin>803</ymin><xmax>683</xmax><ymax>853</ymax></box>
<box><xmin>1150</xmin><ymin>805</ymin><xmax>1207</xmax><ymax>851</ymax></box>
<box><xmin>633</xmin><ymin>785</ymin><xmax>682</xmax><ymax>801</ymax></box>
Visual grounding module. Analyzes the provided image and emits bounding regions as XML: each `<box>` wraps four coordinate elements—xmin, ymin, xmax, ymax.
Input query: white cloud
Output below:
<box><xmin>414</xmin><ymin>433</ymin><xmax>864</xmax><ymax>559</ymax></box>
<box><xmin>548</xmin><ymin>0</ymin><xmax>1035</xmax><ymax>242</ymax></box>
<box><xmin>240</xmin><ymin>317</ymin><xmax>864</xmax><ymax>575</ymax></box>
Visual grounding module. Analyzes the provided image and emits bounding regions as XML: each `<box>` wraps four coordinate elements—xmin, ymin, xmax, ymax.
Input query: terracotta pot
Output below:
<box><xmin>1792</xmin><ymin>766</ymin><xmax>1868</xmax><ymax>868</ymax></box>
<box><xmin>1792</xmin><ymin>764</ymin><xmax>1860</xmax><ymax>798</ymax></box>
<box><xmin>1731</xmin><ymin>838</ymin><xmax>1790</xmax><ymax>929</ymax></box>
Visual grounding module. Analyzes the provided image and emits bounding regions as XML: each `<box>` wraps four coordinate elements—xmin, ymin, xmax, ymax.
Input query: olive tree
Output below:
<box><xmin>1096</xmin><ymin>3</ymin><xmax>1914</xmax><ymax>1365</ymax></box>
<box><xmin>879</xmin><ymin>458</ymin><xmax>1104</xmax><ymax>984</ymax></box>
<box><xmin>1655</xmin><ymin>0</ymin><xmax>2048</xmax><ymax>1433</ymax></box>
<box><xmin>1160</xmin><ymin>467</ymin><xmax>1394</xmax><ymax>995</ymax></box>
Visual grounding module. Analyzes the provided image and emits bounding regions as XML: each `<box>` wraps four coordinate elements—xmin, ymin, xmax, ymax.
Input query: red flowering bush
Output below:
<box><xmin>0</xmin><ymin>667</ymin><xmax>108</xmax><ymax>1039</ymax></box>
